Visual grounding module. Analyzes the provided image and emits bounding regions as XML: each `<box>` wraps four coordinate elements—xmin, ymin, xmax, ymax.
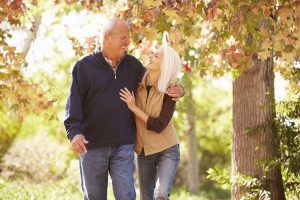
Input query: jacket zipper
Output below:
<box><xmin>112</xmin><ymin>56</ymin><xmax>125</xmax><ymax>80</ymax></box>
<box><xmin>113</xmin><ymin>69</ymin><xmax>116</xmax><ymax>79</ymax></box>
<box><xmin>102</xmin><ymin>52</ymin><xmax>126</xmax><ymax>80</ymax></box>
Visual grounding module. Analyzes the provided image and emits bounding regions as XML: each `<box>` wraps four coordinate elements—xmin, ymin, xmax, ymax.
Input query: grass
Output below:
<box><xmin>172</xmin><ymin>186</ymin><xmax>230</xmax><ymax>200</ymax></box>
<box><xmin>0</xmin><ymin>178</ymin><xmax>83</xmax><ymax>200</ymax></box>
<box><xmin>0</xmin><ymin>177</ymin><xmax>230</xmax><ymax>200</ymax></box>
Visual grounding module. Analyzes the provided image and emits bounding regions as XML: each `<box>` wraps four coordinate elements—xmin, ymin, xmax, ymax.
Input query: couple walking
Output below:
<box><xmin>64</xmin><ymin>18</ymin><xmax>184</xmax><ymax>200</ymax></box>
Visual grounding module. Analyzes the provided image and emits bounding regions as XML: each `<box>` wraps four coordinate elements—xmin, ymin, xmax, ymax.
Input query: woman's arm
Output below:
<box><xmin>131</xmin><ymin>105</ymin><xmax>149</xmax><ymax>123</ymax></box>
<box><xmin>146</xmin><ymin>94</ymin><xmax>175</xmax><ymax>133</ymax></box>
<box><xmin>119</xmin><ymin>87</ymin><xmax>149</xmax><ymax>123</ymax></box>
<box><xmin>120</xmin><ymin>87</ymin><xmax>176</xmax><ymax>133</ymax></box>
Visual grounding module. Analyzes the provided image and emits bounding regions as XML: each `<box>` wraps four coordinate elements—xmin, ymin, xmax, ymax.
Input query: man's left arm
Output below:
<box><xmin>167</xmin><ymin>84</ymin><xmax>185</xmax><ymax>101</ymax></box>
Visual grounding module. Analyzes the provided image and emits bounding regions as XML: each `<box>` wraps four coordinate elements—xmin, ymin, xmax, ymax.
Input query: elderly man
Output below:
<box><xmin>64</xmin><ymin>18</ymin><xmax>183</xmax><ymax>200</ymax></box>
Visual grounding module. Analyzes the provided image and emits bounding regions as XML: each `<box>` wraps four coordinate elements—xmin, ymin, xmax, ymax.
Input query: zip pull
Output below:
<box><xmin>112</xmin><ymin>68</ymin><xmax>116</xmax><ymax>79</ymax></box>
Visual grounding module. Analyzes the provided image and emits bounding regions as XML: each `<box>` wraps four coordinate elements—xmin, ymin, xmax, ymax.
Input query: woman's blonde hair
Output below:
<box><xmin>157</xmin><ymin>45</ymin><xmax>181</xmax><ymax>93</ymax></box>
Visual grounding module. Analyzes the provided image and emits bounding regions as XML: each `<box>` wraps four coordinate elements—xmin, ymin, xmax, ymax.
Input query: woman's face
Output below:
<box><xmin>146</xmin><ymin>47</ymin><xmax>164</xmax><ymax>71</ymax></box>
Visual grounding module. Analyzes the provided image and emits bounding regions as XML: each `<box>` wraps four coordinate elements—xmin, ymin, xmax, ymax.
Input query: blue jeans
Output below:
<box><xmin>138</xmin><ymin>144</ymin><xmax>180</xmax><ymax>200</ymax></box>
<box><xmin>79</xmin><ymin>144</ymin><xmax>135</xmax><ymax>200</ymax></box>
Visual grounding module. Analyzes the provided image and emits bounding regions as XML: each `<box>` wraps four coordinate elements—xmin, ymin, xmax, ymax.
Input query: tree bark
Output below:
<box><xmin>232</xmin><ymin>55</ymin><xmax>285</xmax><ymax>199</ymax></box>
<box><xmin>22</xmin><ymin>14</ymin><xmax>42</xmax><ymax>57</ymax></box>
<box><xmin>186</xmin><ymin>76</ymin><xmax>200</xmax><ymax>194</ymax></box>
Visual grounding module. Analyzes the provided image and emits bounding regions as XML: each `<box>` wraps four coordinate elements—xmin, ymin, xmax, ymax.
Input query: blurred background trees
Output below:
<box><xmin>0</xmin><ymin>0</ymin><xmax>299</xmax><ymax>199</ymax></box>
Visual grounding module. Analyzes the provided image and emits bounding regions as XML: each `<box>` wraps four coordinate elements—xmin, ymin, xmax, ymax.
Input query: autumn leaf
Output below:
<box><xmin>142</xmin><ymin>27</ymin><xmax>158</xmax><ymax>41</ymax></box>
<box><xmin>261</xmin><ymin>39</ymin><xmax>272</xmax><ymax>52</ymax></box>
<box><xmin>144</xmin><ymin>0</ymin><xmax>162</xmax><ymax>8</ymax></box>
<box><xmin>258</xmin><ymin>50</ymin><xmax>271</xmax><ymax>60</ymax></box>
<box><xmin>259</xmin><ymin>27</ymin><xmax>270</xmax><ymax>38</ymax></box>
<box><xmin>213</xmin><ymin>18</ymin><xmax>223</xmax><ymax>31</ymax></box>
<box><xmin>278</xmin><ymin>6</ymin><xmax>291</xmax><ymax>23</ymax></box>
<box><xmin>164</xmin><ymin>9</ymin><xmax>183</xmax><ymax>24</ymax></box>
<box><xmin>185</xmin><ymin>36</ymin><xmax>196</xmax><ymax>47</ymax></box>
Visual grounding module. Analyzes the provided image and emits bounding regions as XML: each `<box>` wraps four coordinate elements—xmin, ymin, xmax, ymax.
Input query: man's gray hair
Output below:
<box><xmin>101</xmin><ymin>18</ymin><xmax>129</xmax><ymax>46</ymax></box>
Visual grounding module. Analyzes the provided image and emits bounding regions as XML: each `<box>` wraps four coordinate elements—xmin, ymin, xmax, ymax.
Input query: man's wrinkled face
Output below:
<box><xmin>107</xmin><ymin>25</ymin><xmax>130</xmax><ymax>59</ymax></box>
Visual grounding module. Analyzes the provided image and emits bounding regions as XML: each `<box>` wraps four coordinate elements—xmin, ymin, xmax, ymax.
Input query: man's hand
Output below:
<box><xmin>71</xmin><ymin>134</ymin><xmax>89</xmax><ymax>154</ymax></box>
<box><xmin>167</xmin><ymin>84</ymin><xmax>185</xmax><ymax>101</ymax></box>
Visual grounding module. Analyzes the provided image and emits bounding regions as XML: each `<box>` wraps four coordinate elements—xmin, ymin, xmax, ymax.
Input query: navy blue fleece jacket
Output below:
<box><xmin>64</xmin><ymin>51</ymin><xmax>145</xmax><ymax>149</ymax></box>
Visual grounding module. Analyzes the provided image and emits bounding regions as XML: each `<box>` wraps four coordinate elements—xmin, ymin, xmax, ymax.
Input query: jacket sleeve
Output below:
<box><xmin>64</xmin><ymin>61</ymin><xmax>88</xmax><ymax>141</ymax></box>
<box><xmin>146</xmin><ymin>94</ymin><xmax>176</xmax><ymax>133</ymax></box>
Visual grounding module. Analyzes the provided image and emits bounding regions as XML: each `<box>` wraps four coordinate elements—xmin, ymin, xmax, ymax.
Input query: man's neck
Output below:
<box><xmin>102</xmin><ymin>49</ymin><xmax>117</xmax><ymax>62</ymax></box>
<box><xmin>102</xmin><ymin>49</ymin><xmax>118</xmax><ymax>68</ymax></box>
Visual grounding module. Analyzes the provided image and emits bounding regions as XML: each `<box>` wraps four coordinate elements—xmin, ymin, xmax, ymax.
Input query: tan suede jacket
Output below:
<box><xmin>134</xmin><ymin>75</ymin><xmax>179</xmax><ymax>156</ymax></box>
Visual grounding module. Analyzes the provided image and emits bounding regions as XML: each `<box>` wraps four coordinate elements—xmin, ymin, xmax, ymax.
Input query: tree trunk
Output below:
<box><xmin>22</xmin><ymin>14</ymin><xmax>42</xmax><ymax>57</ymax></box>
<box><xmin>186</xmin><ymin>76</ymin><xmax>200</xmax><ymax>194</ymax></box>
<box><xmin>232</xmin><ymin>55</ymin><xmax>285</xmax><ymax>199</ymax></box>
<box><xmin>0</xmin><ymin>12</ymin><xmax>42</xmax><ymax>167</ymax></box>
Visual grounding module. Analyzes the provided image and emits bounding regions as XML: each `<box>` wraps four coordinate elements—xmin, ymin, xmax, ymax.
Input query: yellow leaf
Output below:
<box><xmin>144</xmin><ymin>0</ymin><xmax>162</xmax><ymax>8</ymax></box>
<box><xmin>258</xmin><ymin>50</ymin><xmax>270</xmax><ymax>60</ymax></box>
<box><xmin>261</xmin><ymin>39</ymin><xmax>272</xmax><ymax>51</ymax></box>
<box><xmin>143</xmin><ymin>28</ymin><xmax>158</xmax><ymax>41</ymax></box>
<box><xmin>273</xmin><ymin>39</ymin><xmax>282</xmax><ymax>51</ymax></box>
<box><xmin>175</xmin><ymin>17</ymin><xmax>184</xmax><ymax>24</ymax></box>
<box><xmin>187</xmin><ymin>12</ymin><xmax>197</xmax><ymax>21</ymax></box>
<box><xmin>284</xmin><ymin>52</ymin><xmax>295</xmax><ymax>63</ymax></box>
<box><xmin>185</xmin><ymin>36</ymin><xmax>196</xmax><ymax>47</ymax></box>
<box><xmin>213</xmin><ymin>18</ymin><xmax>223</xmax><ymax>31</ymax></box>
<box><xmin>164</xmin><ymin>9</ymin><xmax>177</xmax><ymax>18</ymax></box>
<box><xmin>259</xmin><ymin>27</ymin><xmax>270</xmax><ymax>38</ymax></box>
<box><xmin>164</xmin><ymin>9</ymin><xmax>183</xmax><ymax>24</ymax></box>
<box><xmin>223</xmin><ymin>9</ymin><xmax>231</xmax><ymax>19</ymax></box>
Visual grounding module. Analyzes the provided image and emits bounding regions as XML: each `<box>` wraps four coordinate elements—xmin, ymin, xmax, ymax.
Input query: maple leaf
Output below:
<box><xmin>164</xmin><ymin>9</ymin><xmax>183</xmax><ymax>24</ymax></box>
<box><xmin>261</xmin><ymin>39</ymin><xmax>272</xmax><ymax>52</ymax></box>
<box><xmin>144</xmin><ymin>0</ymin><xmax>162</xmax><ymax>8</ymax></box>
<box><xmin>185</xmin><ymin>36</ymin><xmax>196</xmax><ymax>47</ymax></box>
<box><xmin>278</xmin><ymin>6</ymin><xmax>291</xmax><ymax>23</ymax></box>
<box><xmin>143</xmin><ymin>28</ymin><xmax>158</xmax><ymax>41</ymax></box>
<box><xmin>258</xmin><ymin>50</ymin><xmax>271</xmax><ymax>60</ymax></box>
<box><xmin>213</xmin><ymin>18</ymin><xmax>223</xmax><ymax>31</ymax></box>
<box><xmin>259</xmin><ymin>27</ymin><xmax>270</xmax><ymax>38</ymax></box>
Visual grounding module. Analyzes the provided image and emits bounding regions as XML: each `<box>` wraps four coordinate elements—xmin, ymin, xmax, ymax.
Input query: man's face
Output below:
<box><xmin>107</xmin><ymin>25</ymin><xmax>130</xmax><ymax>59</ymax></box>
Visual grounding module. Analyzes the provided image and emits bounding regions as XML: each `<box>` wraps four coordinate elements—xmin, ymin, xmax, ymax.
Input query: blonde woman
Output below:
<box><xmin>120</xmin><ymin>45</ymin><xmax>181</xmax><ymax>200</ymax></box>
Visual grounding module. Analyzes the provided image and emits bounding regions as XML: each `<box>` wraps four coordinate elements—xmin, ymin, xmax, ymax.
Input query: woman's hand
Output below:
<box><xmin>120</xmin><ymin>87</ymin><xmax>136</xmax><ymax>111</ymax></box>
<box><xmin>120</xmin><ymin>87</ymin><xmax>149</xmax><ymax>123</ymax></box>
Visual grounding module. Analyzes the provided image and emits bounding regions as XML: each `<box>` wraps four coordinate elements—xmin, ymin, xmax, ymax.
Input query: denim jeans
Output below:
<box><xmin>138</xmin><ymin>144</ymin><xmax>180</xmax><ymax>200</ymax></box>
<box><xmin>79</xmin><ymin>144</ymin><xmax>135</xmax><ymax>200</ymax></box>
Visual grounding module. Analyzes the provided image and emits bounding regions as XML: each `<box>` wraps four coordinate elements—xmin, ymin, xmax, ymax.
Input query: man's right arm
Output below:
<box><xmin>64</xmin><ymin>62</ymin><xmax>86</xmax><ymax>142</ymax></box>
<box><xmin>64</xmin><ymin>62</ymin><xmax>89</xmax><ymax>154</ymax></box>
